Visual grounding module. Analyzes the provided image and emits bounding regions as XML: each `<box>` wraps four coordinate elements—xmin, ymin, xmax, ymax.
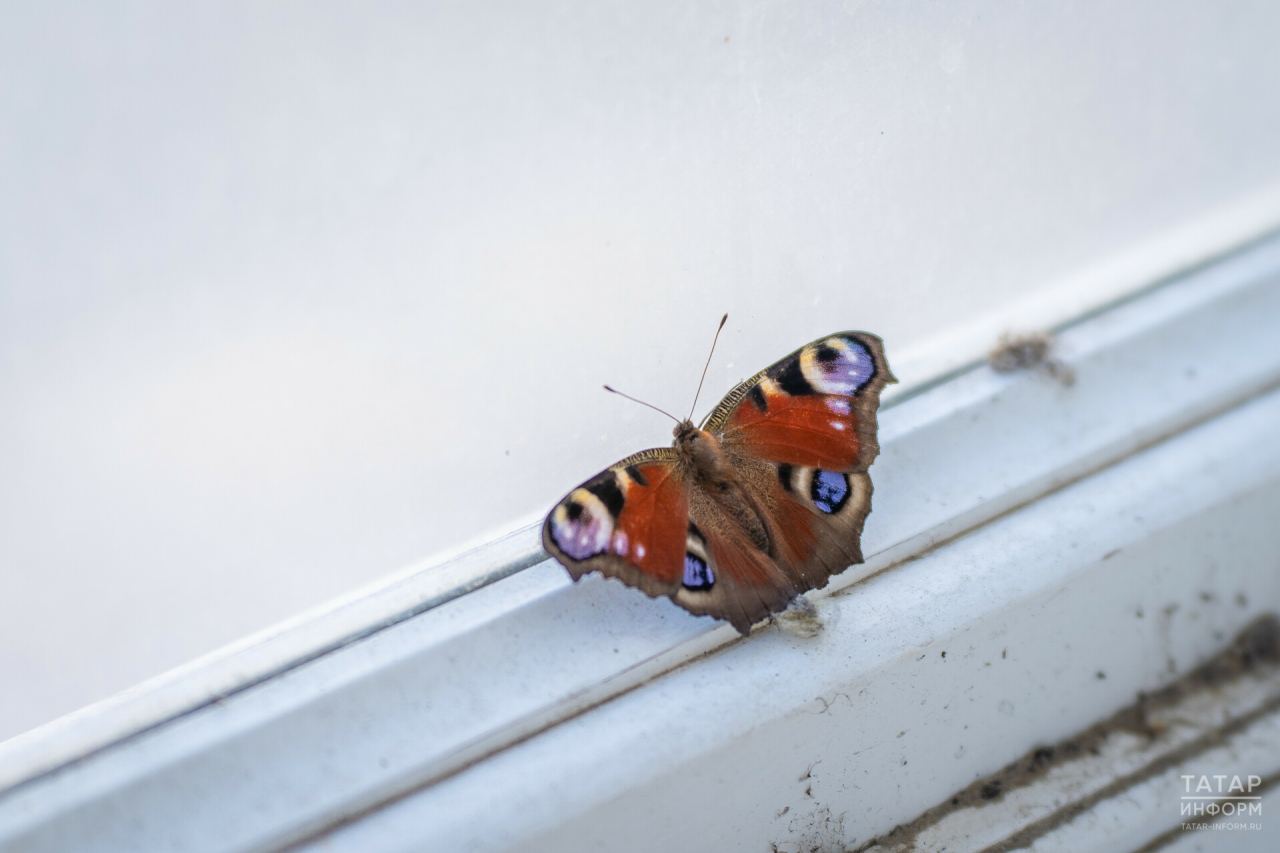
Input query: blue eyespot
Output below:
<box><xmin>811</xmin><ymin>470</ymin><xmax>850</xmax><ymax>514</ymax></box>
<box><xmin>805</xmin><ymin>336</ymin><xmax>875</xmax><ymax>395</ymax></box>
<box><xmin>682</xmin><ymin>553</ymin><xmax>714</xmax><ymax>590</ymax></box>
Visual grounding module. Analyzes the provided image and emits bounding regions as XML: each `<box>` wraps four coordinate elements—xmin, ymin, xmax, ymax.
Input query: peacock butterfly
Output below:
<box><xmin>543</xmin><ymin>318</ymin><xmax>895</xmax><ymax>634</ymax></box>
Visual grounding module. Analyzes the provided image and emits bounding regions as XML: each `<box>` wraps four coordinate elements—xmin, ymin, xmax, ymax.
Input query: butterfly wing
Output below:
<box><xmin>704</xmin><ymin>331</ymin><xmax>894</xmax><ymax>470</ymax></box>
<box><xmin>543</xmin><ymin>449</ymin><xmax>689</xmax><ymax>600</ymax></box>
<box><xmin>543</xmin><ymin>449</ymin><xmax>800</xmax><ymax>633</ymax></box>
<box><xmin>704</xmin><ymin>331</ymin><xmax>895</xmax><ymax>592</ymax></box>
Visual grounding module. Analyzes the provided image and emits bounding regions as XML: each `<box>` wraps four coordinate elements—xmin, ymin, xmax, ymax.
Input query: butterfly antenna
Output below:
<box><xmin>688</xmin><ymin>313</ymin><xmax>728</xmax><ymax>421</ymax></box>
<box><xmin>603</xmin><ymin>385</ymin><xmax>681</xmax><ymax>424</ymax></box>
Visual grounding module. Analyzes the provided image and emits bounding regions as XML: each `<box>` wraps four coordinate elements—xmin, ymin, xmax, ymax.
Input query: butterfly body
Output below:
<box><xmin>544</xmin><ymin>331</ymin><xmax>895</xmax><ymax>634</ymax></box>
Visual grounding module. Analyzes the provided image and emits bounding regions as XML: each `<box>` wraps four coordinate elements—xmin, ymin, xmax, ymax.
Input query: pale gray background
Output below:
<box><xmin>3</xmin><ymin>1</ymin><xmax>1280</xmax><ymax>742</ymax></box>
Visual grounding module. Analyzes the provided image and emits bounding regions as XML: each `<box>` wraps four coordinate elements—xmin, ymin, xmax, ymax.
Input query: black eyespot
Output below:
<box><xmin>565</xmin><ymin>501</ymin><xmax>583</xmax><ymax>520</ymax></box>
<box><xmin>772</xmin><ymin>356</ymin><xmax>815</xmax><ymax>396</ymax></box>
<box><xmin>815</xmin><ymin>343</ymin><xmax>840</xmax><ymax>362</ymax></box>
<box><xmin>625</xmin><ymin>465</ymin><xmax>648</xmax><ymax>487</ymax></box>
<box><xmin>584</xmin><ymin>473</ymin><xmax>625</xmax><ymax>518</ymax></box>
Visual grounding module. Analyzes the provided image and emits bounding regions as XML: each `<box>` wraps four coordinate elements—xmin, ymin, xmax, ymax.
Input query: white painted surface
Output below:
<box><xmin>7</xmin><ymin>215</ymin><xmax>1279</xmax><ymax>800</ymax></box>
<box><xmin>306</xmin><ymin>383</ymin><xmax>1280</xmax><ymax>853</ymax></box>
<box><xmin>1</xmin><ymin>227</ymin><xmax>1279</xmax><ymax>852</ymax></box>
<box><xmin>6</xmin><ymin>1</ymin><xmax>1280</xmax><ymax>742</ymax></box>
<box><xmin>0</xmin><ymin>521</ymin><xmax>546</xmax><ymax>795</ymax></box>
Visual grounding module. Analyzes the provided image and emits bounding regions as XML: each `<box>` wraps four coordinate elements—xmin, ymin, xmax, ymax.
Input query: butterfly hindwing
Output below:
<box><xmin>712</xmin><ymin>448</ymin><xmax>875</xmax><ymax>594</ymax></box>
<box><xmin>675</xmin><ymin>471</ymin><xmax>799</xmax><ymax>633</ymax></box>
<box><xmin>765</xmin><ymin>461</ymin><xmax>875</xmax><ymax>584</ymax></box>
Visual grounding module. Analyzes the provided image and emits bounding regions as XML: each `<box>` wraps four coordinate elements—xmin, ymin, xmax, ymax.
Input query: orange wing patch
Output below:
<box><xmin>610</xmin><ymin>463</ymin><xmax>688</xmax><ymax>584</ymax></box>
<box><xmin>723</xmin><ymin>390</ymin><xmax>861</xmax><ymax>470</ymax></box>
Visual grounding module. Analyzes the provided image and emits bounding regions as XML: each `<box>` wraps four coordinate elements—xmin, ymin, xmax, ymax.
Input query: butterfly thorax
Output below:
<box><xmin>673</xmin><ymin>420</ymin><xmax>732</xmax><ymax>483</ymax></box>
<box><xmin>673</xmin><ymin>419</ymin><xmax>772</xmax><ymax>553</ymax></box>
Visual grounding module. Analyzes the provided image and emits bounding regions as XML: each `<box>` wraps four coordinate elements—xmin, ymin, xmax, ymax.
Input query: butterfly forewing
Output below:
<box><xmin>707</xmin><ymin>331</ymin><xmax>894</xmax><ymax>473</ymax></box>
<box><xmin>543</xmin><ymin>450</ymin><xmax>690</xmax><ymax>600</ymax></box>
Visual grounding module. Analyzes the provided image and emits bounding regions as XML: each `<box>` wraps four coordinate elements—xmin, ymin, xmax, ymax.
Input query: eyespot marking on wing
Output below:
<box><xmin>800</xmin><ymin>336</ymin><xmax>876</xmax><ymax>395</ymax></box>
<box><xmin>772</xmin><ymin>355</ymin><xmax>816</xmax><ymax>396</ymax></box>
<box><xmin>810</xmin><ymin>469</ymin><xmax>850</xmax><ymax>514</ymax></box>
<box><xmin>681</xmin><ymin>522</ymin><xmax>715</xmax><ymax>590</ymax></box>
<box><xmin>549</xmin><ymin>486</ymin><xmax>614</xmax><ymax>559</ymax></box>
<box><xmin>682</xmin><ymin>553</ymin><xmax>715</xmax><ymax>590</ymax></box>
<box><xmin>583</xmin><ymin>472</ymin><xmax>625</xmax><ymax>517</ymax></box>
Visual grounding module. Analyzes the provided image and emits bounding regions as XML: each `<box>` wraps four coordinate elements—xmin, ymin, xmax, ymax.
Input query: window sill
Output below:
<box><xmin>3</xmin><ymin>230</ymin><xmax>1280</xmax><ymax>853</ymax></box>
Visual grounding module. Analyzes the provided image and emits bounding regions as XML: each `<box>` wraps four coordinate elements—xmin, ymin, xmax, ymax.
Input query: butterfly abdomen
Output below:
<box><xmin>675</xmin><ymin>423</ymin><xmax>773</xmax><ymax>555</ymax></box>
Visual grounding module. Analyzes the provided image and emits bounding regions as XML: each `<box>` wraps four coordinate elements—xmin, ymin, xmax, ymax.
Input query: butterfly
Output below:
<box><xmin>542</xmin><ymin>320</ymin><xmax>895</xmax><ymax>634</ymax></box>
